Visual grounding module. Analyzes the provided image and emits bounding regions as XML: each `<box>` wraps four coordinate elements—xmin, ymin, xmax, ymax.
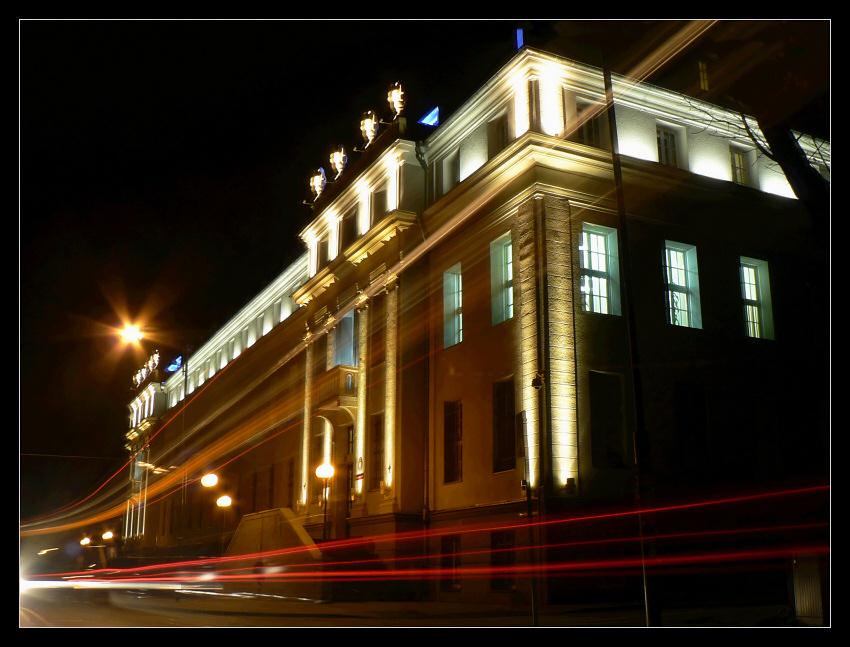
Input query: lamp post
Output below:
<box><xmin>216</xmin><ymin>494</ymin><xmax>232</xmax><ymax>556</ymax></box>
<box><xmin>315</xmin><ymin>463</ymin><xmax>334</xmax><ymax>541</ymax></box>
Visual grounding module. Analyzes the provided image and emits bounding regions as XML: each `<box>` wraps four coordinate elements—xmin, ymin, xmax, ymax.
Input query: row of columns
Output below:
<box><xmin>298</xmin><ymin>279</ymin><xmax>399</xmax><ymax>513</ymax></box>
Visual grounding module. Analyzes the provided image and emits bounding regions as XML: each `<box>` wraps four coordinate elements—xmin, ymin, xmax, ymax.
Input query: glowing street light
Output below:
<box><xmin>201</xmin><ymin>473</ymin><xmax>219</xmax><ymax>488</ymax></box>
<box><xmin>216</xmin><ymin>494</ymin><xmax>232</xmax><ymax>556</ymax></box>
<box><xmin>315</xmin><ymin>463</ymin><xmax>334</xmax><ymax>541</ymax></box>
<box><xmin>119</xmin><ymin>324</ymin><xmax>144</xmax><ymax>344</ymax></box>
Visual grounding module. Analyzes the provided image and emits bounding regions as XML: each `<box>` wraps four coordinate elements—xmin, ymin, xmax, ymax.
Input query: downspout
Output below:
<box><xmin>604</xmin><ymin>61</ymin><xmax>654</xmax><ymax>628</ymax></box>
<box><xmin>414</xmin><ymin>138</ymin><xmax>431</xmax><ymax>526</ymax></box>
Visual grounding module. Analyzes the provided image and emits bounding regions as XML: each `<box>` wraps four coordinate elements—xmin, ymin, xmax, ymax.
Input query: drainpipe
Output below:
<box><xmin>604</xmin><ymin>60</ymin><xmax>655</xmax><ymax>628</ymax></box>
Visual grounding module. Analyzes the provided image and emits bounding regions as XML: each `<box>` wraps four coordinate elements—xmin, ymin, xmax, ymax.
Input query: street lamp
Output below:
<box><xmin>201</xmin><ymin>473</ymin><xmax>219</xmax><ymax>488</ymax></box>
<box><xmin>119</xmin><ymin>324</ymin><xmax>144</xmax><ymax>344</ymax></box>
<box><xmin>216</xmin><ymin>494</ymin><xmax>232</xmax><ymax>555</ymax></box>
<box><xmin>315</xmin><ymin>463</ymin><xmax>334</xmax><ymax>541</ymax></box>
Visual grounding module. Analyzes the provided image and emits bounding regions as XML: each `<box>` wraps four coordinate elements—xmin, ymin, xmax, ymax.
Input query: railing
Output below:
<box><xmin>313</xmin><ymin>364</ymin><xmax>357</xmax><ymax>405</ymax></box>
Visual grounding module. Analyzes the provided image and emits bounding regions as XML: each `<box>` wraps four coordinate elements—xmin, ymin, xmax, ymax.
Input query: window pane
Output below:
<box><xmin>579</xmin><ymin>224</ymin><xmax>619</xmax><ymax>315</ymax></box>
<box><xmin>740</xmin><ymin>258</ymin><xmax>772</xmax><ymax>339</ymax></box>
<box><xmin>490</xmin><ymin>235</ymin><xmax>514</xmax><ymax>325</ymax></box>
<box><xmin>664</xmin><ymin>242</ymin><xmax>700</xmax><ymax>328</ymax></box>
<box><xmin>444</xmin><ymin>264</ymin><xmax>463</xmax><ymax>346</ymax></box>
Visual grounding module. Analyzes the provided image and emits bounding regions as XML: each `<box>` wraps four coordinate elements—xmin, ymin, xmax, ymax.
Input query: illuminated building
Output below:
<box><xmin>120</xmin><ymin>43</ymin><xmax>829</xmax><ymax>608</ymax></box>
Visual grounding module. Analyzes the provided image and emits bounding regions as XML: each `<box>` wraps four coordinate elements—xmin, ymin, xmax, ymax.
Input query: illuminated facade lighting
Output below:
<box><xmin>360</xmin><ymin>111</ymin><xmax>378</xmax><ymax>147</ymax></box>
<box><xmin>330</xmin><ymin>147</ymin><xmax>347</xmax><ymax>179</ymax></box>
<box><xmin>310</xmin><ymin>167</ymin><xmax>327</xmax><ymax>200</ymax></box>
<box><xmin>388</xmin><ymin>82</ymin><xmax>404</xmax><ymax>117</ymax></box>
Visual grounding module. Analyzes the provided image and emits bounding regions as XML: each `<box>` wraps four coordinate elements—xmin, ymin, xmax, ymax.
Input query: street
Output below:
<box><xmin>19</xmin><ymin>585</ymin><xmax>800</xmax><ymax>628</ymax></box>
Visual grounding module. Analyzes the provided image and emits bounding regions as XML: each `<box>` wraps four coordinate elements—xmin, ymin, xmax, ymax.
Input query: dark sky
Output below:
<box><xmin>20</xmin><ymin>19</ymin><xmax>519</xmax><ymax>521</ymax></box>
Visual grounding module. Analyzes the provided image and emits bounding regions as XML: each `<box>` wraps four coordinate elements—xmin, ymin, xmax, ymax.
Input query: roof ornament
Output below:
<box><xmin>309</xmin><ymin>167</ymin><xmax>327</xmax><ymax>200</ymax></box>
<box><xmin>387</xmin><ymin>82</ymin><xmax>404</xmax><ymax>119</ymax></box>
<box><xmin>330</xmin><ymin>146</ymin><xmax>347</xmax><ymax>179</ymax></box>
<box><xmin>360</xmin><ymin>110</ymin><xmax>378</xmax><ymax>148</ymax></box>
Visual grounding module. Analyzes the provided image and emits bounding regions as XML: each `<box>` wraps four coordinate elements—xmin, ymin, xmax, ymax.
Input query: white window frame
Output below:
<box><xmin>490</xmin><ymin>233</ymin><xmax>514</xmax><ymax>325</ymax></box>
<box><xmin>740</xmin><ymin>256</ymin><xmax>774</xmax><ymax>339</ymax></box>
<box><xmin>579</xmin><ymin>223</ymin><xmax>621</xmax><ymax>315</ymax></box>
<box><xmin>657</xmin><ymin>124</ymin><xmax>683</xmax><ymax>168</ymax></box>
<box><xmin>730</xmin><ymin>145</ymin><xmax>754</xmax><ymax>187</ymax></box>
<box><xmin>443</xmin><ymin>262</ymin><xmax>463</xmax><ymax>348</ymax></box>
<box><xmin>664</xmin><ymin>240</ymin><xmax>702</xmax><ymax>328</ymax></box>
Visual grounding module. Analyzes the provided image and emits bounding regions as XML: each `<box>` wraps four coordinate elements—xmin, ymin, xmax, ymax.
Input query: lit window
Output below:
<box><xmin>579</xmin><ymin>224</ymin><xmax>621</xmax><ymax>315</ymax></box>
<box><xmin>657</xmin><ymin>126</ymin><xmax>679</xmax><ymax>167</ymax></box>
<box><xmin>664</xmin><ymin>241</ymin><xmax>702</xmax><ymax>328</ymax></box>
<box><xmin>333</xmin><ymin>310</ymin><xmax>357</xmax><ymax>367</ymax></box>
<box><xmin>730</xmin><ymin>147</ymin><xmax>750</xmax><ymax>186</ymax></box>
<box><xmin>490</xmin><ymin>234</ymin><xmax>514</xmax><ymax>325</ymax></box>
<box><xmin>443</xmin><ymin>263</ymin><xmax>463</xmax><ymax>348</ymax></box>
<box><xmin>740</xmin><ymin>257</ymin><xmax>774</xmax><ymax>339</ymax></box>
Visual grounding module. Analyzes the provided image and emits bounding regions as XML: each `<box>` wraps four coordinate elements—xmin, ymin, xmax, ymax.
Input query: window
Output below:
<box><xmin>369</xmin><ymin>413</ymin><xmax>384</xmax><ymax>491</ymax></box>
<box><xmin>664</xmin><ymin>241</ymin><xmax>702</xmax><ymax>328</ymax></box>
<box><xmin>440</xmin><ymin>534</ymin><xmax>461</xmax><ymax>591</ymax></box>
<box><xmin>698</xmin><ymin>61</ymin><xmax>710</xmax><ymax>92</ymax></box>
<box><xmin>493</xmin><ymin>380</ymin><xmax>516</xmax><ymax>472</ymax></box>
<box><xmin>589</xmin><ymin>371</ymin><xmax>628</xmax><ymax>469</ymax></box>
<box><xmin>657</xmin><ymin>126</ymin><xmax>679</xmax><ymax>167</ymax></box>
<box><xmin>443</xmin><ymin>263</ymin><xmax>463</xmax><ymax>348</ymax></box>
<box><xmin>488</xmin><ymin>112</ymin><xmax>509</xmax><ymax>159</ymax></box>
<box><xmin>442</xmin><ymin>150</ymin><xmax>460</xmax><ymax>195</ymax></box>
<box><xmin>490</xmin><ymin>234</ymin><xmax>514</xmax><ymax>325</ymax></box>
<box><xmin>444</xmin><ymin>401</ymin><xmax>462</xmax><ymax>483</ymax></box>
<box><xmin>371</xmin><ymin>184</ymin><xmax>388</xmax><ymax>226</ymax></box>
<box><xmin>731</xmin><ymin>147</ymin><xmax>750</xmax><ymax>186</ymax></box>
<box><xmin>740</xmin><ymin>257</ymin><xmax>774</xmax><ymax>339</ymax></box>
<box><xmin>339</xmin><ymin>206</ymin><xmax>358</xmax><ymax>252</ymax></box>
<box><xmin>574</xmin><ymin>98</ymin><xmax>604</xmax><ymax>148</ymax></box>
<box><xmin>316</xmin><ymin>235</ymin><xmax>330</xmax><ymax>272</ymax></box>
<box><xmin>490</xmin><ymin>530</ymin><xmax>515</xmax><ymax>591</ymax></box>
<box><xmin>333</xmin><ymin>310</ymin><xmax>357</xmax><ymax>367</ymax></box>
<box><xmin>579</xmin><ymin>223</ymin><xmax>621</xmax><ymax>315</ymax></box>
<box><xmin>675</xmin><ymin>382</ymin><xmax>709</xmax><ymax>466</ymax></box>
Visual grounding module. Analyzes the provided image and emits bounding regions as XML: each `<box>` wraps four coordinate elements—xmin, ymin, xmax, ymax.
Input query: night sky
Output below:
<box><xmin>20</xmin><ymin>19</ymin><xmax>519</xmax><ymax>522</ymax></box>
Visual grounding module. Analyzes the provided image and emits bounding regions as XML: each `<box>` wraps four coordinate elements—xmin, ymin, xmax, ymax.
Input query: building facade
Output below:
<box><xmin>120</xmin><ymin>45</ymin><xmax>829</xmax><ymax>608</ymax></box>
